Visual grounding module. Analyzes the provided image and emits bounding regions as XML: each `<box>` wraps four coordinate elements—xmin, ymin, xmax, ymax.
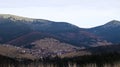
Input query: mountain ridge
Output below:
<box><xmin>0</xmin><ymin>14</ymin><xmax>109</xmax><ymax>47</ymax></box>
<box><xmin>0</xmin><ymin>14</ymin><xmax>120</xmax><ymax>60</ymax></box>
<box><xmin>1</xmin><ymin>14</ymin><xmax>120</xmax><ymax>28</ymax></box>
<box><xmin>0</xmin><ymin>14</ymin><xmax>119</xmax><ymax>45</ymax></box>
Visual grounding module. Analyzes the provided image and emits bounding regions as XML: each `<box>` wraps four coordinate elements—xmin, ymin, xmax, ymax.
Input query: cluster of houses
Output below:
<box><xmin>18</xmin><ymin>47</ymin><xmax>79</xmax><ymax>59</ymax></box>
<box><xmin>3</xmin><ymin>44</ymin><xmax>81</xmax><ymax>59</ymax></box>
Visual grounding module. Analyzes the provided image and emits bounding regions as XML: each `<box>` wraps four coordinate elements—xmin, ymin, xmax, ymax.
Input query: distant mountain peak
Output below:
<box><xmin>0</xmin><ymin>14</ymin><xmax>34</xmax><ymax>21</ymax></box>
<box><xmin>0</xmin><ymin>14</ymin><xmax>51</xmax><ymax>23</ymax></box>
<box><xmin>106</xmin><ymin>20</ymin><xmax>120</xmax><ymax>25</ymax></box>
<box><xmin>103</xmin><ymin>20</ymin><xmax>120</xmax><ymax>28</ymax></box>
<box><xmin>110</xmin><ymin>20</ymin><xmax>120</xmax><ymax>22</ymax></box>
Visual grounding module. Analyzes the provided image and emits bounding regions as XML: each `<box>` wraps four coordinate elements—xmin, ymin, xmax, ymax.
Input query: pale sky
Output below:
<box><xmin>0</xmin><ymin>0</ymin><xmax>120</xmax><ymax>28</ymax></box>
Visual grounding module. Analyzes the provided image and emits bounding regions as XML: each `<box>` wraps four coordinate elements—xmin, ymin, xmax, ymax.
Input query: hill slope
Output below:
<box><xmin>0</xmin><ymin>14</ymin><xmax>108</xmax><ymax>47</ymax></box>
<box><xmin>88</xmin><ymin>20</ymin><xmax>120</xmax><ymax>44</ymax></box>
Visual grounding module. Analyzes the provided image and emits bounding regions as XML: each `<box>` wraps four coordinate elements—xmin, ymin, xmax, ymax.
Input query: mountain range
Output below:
<box><xmin>0</xmin><ymin>14</ymin><xmax>120</xmax><ymax>60</ymax></box>
<box><xmin>0</xmin><ymin>14</ymin><xmax>112</xmax><ymax>47</ymax></box>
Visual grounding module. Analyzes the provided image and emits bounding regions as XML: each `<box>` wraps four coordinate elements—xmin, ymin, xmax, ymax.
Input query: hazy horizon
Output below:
<box><xmin>0</xmin><ymin>0</ymin><xmax>119</xmax><ymax>28</ymax></box>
